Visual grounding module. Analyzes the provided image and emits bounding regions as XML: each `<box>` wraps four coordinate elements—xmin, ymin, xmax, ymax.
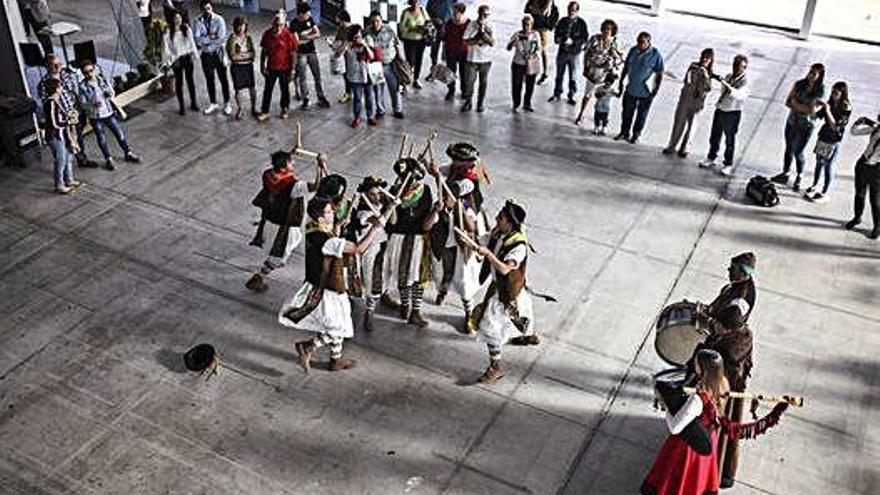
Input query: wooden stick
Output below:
<box><xmin>453</xmin><ymin>226</ymin><xmax>481</xmax><ymax>250</ymax></box>
<box><xmin>296</xmin><ymin>121</ymin><xmax>303</xmax><ymax>149</ymax></box>
<box><xmin>361</xmin><ymin>193</ymin><xmax>381</xmax><ymax>216</ymax></box>
<box><xmin>378</xmin><ymin>187</ymin><xmax>396</xmax><ymax>200</ymax></box>
<box><xmin>293</xmin><ymin>148</ymin><xmax>320</xmax><ymax>159</ymax></box>
<box><xmin>681</xmin><ymin>388</ymin><xmax>804</xmax><ymax>407</ymax></box>
<box><xmin>407</xmin><ymin>141</ymin><xmax>415</xmax><ymax>158</ymax></box>
<box><xmin>398</xmin><ymin>134</ymin><xmax>408</xmax><ymax>159</ymax></box>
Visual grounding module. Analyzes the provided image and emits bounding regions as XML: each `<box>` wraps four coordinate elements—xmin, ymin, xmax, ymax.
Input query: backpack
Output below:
<box><xmin>746</xmin><ymin>175</ymin><xmax>780</xmax><ymax>207</ymax></box>
<box><xmin>392</xmin><ymin>55</ymin><xmax>414</xmax><ymax>86</ymax></box>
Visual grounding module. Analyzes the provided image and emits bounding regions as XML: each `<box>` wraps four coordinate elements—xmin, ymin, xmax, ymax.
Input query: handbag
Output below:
<box><xmin>392</xmin><ymin>55</ymin><xmax>414</xmax><ymax>86</ymax></box>
<box><xmin>814</xmin><ymin>140</ymin><xmax>835</xmax><ymax>160</ymax></box>
<box><xmin>746</xmin><ymin>175</ymin><xmax>780</xmax><ymax>207</ymax></box>
<box><xmin>368</xmin><ymin>61</ymin><xmax>386</xmax><ymax>85</ymax></box>
<box><xmin>429</xmin><ymin>63</ymin><xmax>455</xmax><ymax>84</ymax></box>
<box><xmin>585</xmin><ymin>65</ymin><xmax>606</xmax><ymax>84</ymax></box>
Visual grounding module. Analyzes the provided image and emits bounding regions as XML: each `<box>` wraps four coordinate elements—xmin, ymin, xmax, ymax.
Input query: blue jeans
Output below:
<box><xmin>91</xmin><ymin>114</ymin><xmax>131</xmax><ymax>160</ymax></box>
<box><xmin>553</xmin><ymin>50</ymin><xmax>580</xmax><ymax>98</ymax></box>
<box><xmin>707</xmin><ymin>109</ymin><xmax>742</xmax><ymax>166</ymax></box>
<box><xmin>812</xmin><ymin>141</ymin><xmax>840</xmax><ymax>194</ymax></box>
<box><xmin>620</xmin><ymin>91</ymin><xmax>653</xmax><ymax>139</ymax></box>
<box><xmin>49</xmin><ymin>135</ymin><xmax>74</xmax><ymax>189</ymax></box>
<box><xmin>350</xmin><ymin>82</ymin><xmax>374</xmax><ymax>120</ymax></box>
<box><xmin>782</xmin><ymin>118</ymin><xmax>815</xmax><ymax>176</ymax></box>
<box><xmin>378</xmin><ymin>64</ymin><xmax>402</xmax><ymax>113</ymax></box>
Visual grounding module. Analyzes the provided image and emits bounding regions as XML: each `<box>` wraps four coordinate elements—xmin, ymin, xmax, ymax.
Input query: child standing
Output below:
<box><xmin>593</xmin><ymin>72</ymin><xmax>618</xmax><ymax>135</ymax></box>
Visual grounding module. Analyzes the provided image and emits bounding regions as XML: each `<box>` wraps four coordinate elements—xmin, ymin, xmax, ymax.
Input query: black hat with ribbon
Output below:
<box><xmin>446</xmin><ymin>142</ymin><xmax>480</xmax><ymax>163</ymax></box>
<box><xmin>357</xmin><ymin>175</ymin><xmax>388</xmax><ymax>193</ymax></box>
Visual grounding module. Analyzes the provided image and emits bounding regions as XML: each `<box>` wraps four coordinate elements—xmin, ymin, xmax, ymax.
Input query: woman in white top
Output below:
<box><xmin>575</xmin><ymin>19</ymin><xmax>623</xmax><ymax>127</ymax></box>
<box><xmin>507</xmin><ymin>14</ymin><xmax>541</xmax><ymax>113</ymax></box>
<box><xmin>163</xmin><ymin>11</ymin><xmax>199</xmax><ymax>115</ymax></box>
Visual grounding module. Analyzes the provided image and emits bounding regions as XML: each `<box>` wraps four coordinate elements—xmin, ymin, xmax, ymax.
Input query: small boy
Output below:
<box><xmin>593</xmin><ymin>72</ymin><xmax>619</xmax><ymax>135</ymax></box>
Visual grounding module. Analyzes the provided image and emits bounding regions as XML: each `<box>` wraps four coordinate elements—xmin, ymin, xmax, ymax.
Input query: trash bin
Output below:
<box><xmin>0</xmin><ymin>95</ymin><xmax>40</xmax><ymax>168</ymax></box>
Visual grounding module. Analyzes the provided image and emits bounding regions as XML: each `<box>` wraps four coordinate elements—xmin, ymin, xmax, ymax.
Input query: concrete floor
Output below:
<box><xmin>1</xmin><ymin>1</ymin><xmax>878</xmax><ymax>494</ymax></box>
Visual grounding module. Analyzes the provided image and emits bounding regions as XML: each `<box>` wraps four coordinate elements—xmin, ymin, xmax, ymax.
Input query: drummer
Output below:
<box><xmin>687</xmin><ymin>251</ymin><xmax>756</xmax><ymax>489</ymax></box>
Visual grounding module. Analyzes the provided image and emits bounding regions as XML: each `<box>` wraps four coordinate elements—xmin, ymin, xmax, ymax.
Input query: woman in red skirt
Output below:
<box><xmin>641</xmin><ymin>349</ymin><xmax>728</xmax><ymax>495</ymax></box>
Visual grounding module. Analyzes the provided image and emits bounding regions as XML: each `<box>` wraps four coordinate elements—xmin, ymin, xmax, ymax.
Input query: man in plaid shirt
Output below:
<box><xmin>37</xmin><ymin>55</ymin><xmax>100</xmax><ymax>168</ymax></box>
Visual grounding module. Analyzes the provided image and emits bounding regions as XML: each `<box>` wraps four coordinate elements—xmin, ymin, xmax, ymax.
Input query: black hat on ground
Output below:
<box><xmin>183</xmin><ymin>344</ymin><xmax>216</xmax><ymax>372</ymax></box>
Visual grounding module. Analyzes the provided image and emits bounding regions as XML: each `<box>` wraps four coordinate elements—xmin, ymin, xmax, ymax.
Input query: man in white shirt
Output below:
<box><xmin>461</xmin><ymin>4</ymin><xmax>494</xmax><ymax>113</ymax></box>
<box><xmin>845</xmin><ymin>115</ymin><xmax>880</xmax><ymax>239</ymax></box>
<box><xmin>699</xmin><ymin>54</ymin><xmax>750</xmax><ymax>177</ymax></box>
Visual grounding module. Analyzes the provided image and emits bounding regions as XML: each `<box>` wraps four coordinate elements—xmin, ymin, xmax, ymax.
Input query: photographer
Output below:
<box><xmin>698</xmin><ymin>54</ymin><xmax>750</xmax><ymax>177</ymax></box>
<box><xmin>461</xmin><ymin>4</ymin><xmax>494</xmax><ymax>112</ymax></box>
<box><xmin>845</xmin><ymin>115</ymin><xmax>880</xmax><ymax>239</ymax></box>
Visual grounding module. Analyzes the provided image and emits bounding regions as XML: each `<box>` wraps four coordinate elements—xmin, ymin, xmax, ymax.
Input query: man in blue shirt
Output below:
<box><xmin>194</xmin><ymin>0</ymin><xmax>231</xmax><ymax>115</ymax></box>
<box><xmin>615</xmin><ymin>31</ymin><xmax>664</xmax><ymax>144</ymax></box>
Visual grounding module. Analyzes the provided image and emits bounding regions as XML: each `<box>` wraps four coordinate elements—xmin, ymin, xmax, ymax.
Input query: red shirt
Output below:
<box><xmin>444</xmin><ymin>19</ymin><xmax>470</xmax><ymax>56</ymax></box>
<box><xmin>261</xmin><ymin>27</ymin><xmax>299</xmax><ymax>71</ymax></box>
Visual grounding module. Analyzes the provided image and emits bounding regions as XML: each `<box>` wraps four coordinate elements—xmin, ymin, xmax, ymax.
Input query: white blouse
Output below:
<box><xmin>163</xmin><ymin>29</ymin><xmax>198</xmax><ymax>65</ymax></box>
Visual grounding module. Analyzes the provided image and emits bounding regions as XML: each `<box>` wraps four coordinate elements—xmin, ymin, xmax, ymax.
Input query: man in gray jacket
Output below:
<box><xmin>366</xmin><ymin>11</ymin><xmax>405</xmax><ymax>119</ymax></box>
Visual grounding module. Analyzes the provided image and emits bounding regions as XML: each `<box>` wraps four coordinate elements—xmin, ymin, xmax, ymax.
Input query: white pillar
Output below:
<box><xmin>799</xmin><ymin>0</ymin><xmax>819</xmax><ymax>40</ymax></box>
<box><xmin>651</xmin><ymin>0</ymin><xmax>664</xmax><ymax>17</ymax></box>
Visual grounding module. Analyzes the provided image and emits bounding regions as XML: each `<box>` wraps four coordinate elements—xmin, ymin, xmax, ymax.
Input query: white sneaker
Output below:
<box><xmin>223</xmin><ymin>103</ymin><xmax>233</xmax><ymax>116</ymax></box>
<box><xmin>698</xmin><ymin>158</ymin><xmax>717</xmax><ymax>169</ymax></box>
<box><xmin>203</xmin><ymin>103</ymin><xmax>219</xmax><ymax>115</ymax></box>
<box><xmin>719</xmin><ymin>165</ymin><xmax>733</xmax><ymax>177</ymax></box>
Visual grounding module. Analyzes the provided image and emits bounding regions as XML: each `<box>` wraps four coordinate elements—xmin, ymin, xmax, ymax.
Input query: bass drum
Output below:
<box><xmin>654</xmin><ymin>300</ymin><xmax>710</xmax><ymax>366</ymax></box>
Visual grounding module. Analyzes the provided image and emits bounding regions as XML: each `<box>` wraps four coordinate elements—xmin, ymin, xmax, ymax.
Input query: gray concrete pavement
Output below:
<box><xmin>1</xmin><ymin>1</ymin><xmax>878</xmax><ymax>494</ymax></box>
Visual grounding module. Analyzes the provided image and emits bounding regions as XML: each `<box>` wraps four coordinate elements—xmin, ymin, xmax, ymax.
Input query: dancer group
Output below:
<box><xmin>246</xmin><ymin>136</ymin><xmax>540</xmax><ymax>383</ymax></box>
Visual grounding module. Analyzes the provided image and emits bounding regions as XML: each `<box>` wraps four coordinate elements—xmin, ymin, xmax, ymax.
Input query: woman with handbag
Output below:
<box><xmin>43</xmin><ymin>79</ymin><xmax>81</xmax><ymax>194</ymax></box>
<box><xmin>805</xmin><ymin>81</ymin><xmax>852</xmax><ymax>202</ymax></box>
<box><xmin>163</xmin><ymin>10</ymin><xmax>199</xmax><ymax>115</ymax></box>
<box><xmin>507</xmin><ymin>14</ymin><xmax>541</xmax><ymax>113</ymax></box>
<box><xmin>399</xmin><ymin>0</ymin><xmax>432</xmax><ymax>89</ymax></box>
<box><xmin>226</xmin><ymin>16</ymin><xmax>257</xmax><ymax>120</ymax></box>
<box><xmin>771</xmin><ymin>63</ymin><xmax>826</xmax><ymax>191</ymax></box>
<box><xmin>574</xmin><ymin>19</ymin><xmax>622</xmax><ymax>127</ymax></box>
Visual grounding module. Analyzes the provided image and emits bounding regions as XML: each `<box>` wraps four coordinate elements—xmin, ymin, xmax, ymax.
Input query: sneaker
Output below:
<box><xmin>223</xmin><ymin>103</ymin><xmax>233</xmax><ymax>116</ymax></box>
<box><xmin>844</xmin><ymin>218</ymin><xmax>861</xmax><ymax>230</ymax></box>
<box><xmin>698</xmin><ymin>158</ymin><xmax>717</xmax><ymax>169</ymax></box>
<box><xmin>66</xmin><ymin>180</ymin><xmax>82</xmax><ymax>189</ymax></box>
<box><xmin>523</xmin><ymin>105</ymin><xmax>535</xmax><ymax>113</ymax></box>
<box><xmin>805</xmin><ymin>186</ymin><xmax>817</xmax><ymax>196</ymax></box>
<box><xmin>300</xmin><ymin>99</ymin><xmax>310</xmax><ymax>110</ymax></box>
<box><xmin>55</xmin><ymin>185</ymin><xmax>72</xmax><ymax>194</ymax></box>
<box><xmin>677</xmin><ymin>150</ymin><xmax>688</xmax><ymax>158</ymax></box>
<box><xmin>367</xmin><ymin>117</ymin><xmax>378</xmax><ymax>126</ymax></box>
<box><xmin>124</xmin><ymin>152</ymin><xmax>141</xmax><ymax>163</ymax></box>
<box><xmin>256</xmin><ymin>112</ymin><xmax>269</xmax><ymax>122</ymax></box>
<box><xmin>547</xmin><ymin>95</ymin><xmax>561</xmax><ymax>102</ymax></box>
<box><xmin>350</xmin><ymin>118</ymin><xmax>360</xmax><ymax>128</ymax></box>
<box><xmin>811</xmin><ymin>192</ymin><xmax>827</xmax><ymax>203</ymax></box>
<box><xmin>279</xmin><ymin>109</ymin><xmax>289</xmax><ymax>120</ymax></box>
<box><xmin>719</xmin><ymin>165</ymin><xmax>733</xmax><ymax>177</ymax></box>
<box><xmin>537</xmin><ymin>74</ymin><xmax>548</xmax><ymax>85</ymax></box>
<box><xmin>338</xmin><ymin>93</ymin><xmax>352</xmax><ymax>104</ymax></box>
<box><xmin>105</xmin><ymin>159</ymin><xmax>116</xmax><ymax>171</ymax></box>
<box><xmin>318</xmin><ymin>98</ymin><xmax>330</xmax><ymax>108</ymax></box>
<box><xmin>392</xmin><ymin>111</ymin><xmax>405</xmax><ymax>119</ymax></box>
<box><xmin>512</xmin><ymin>106</ymin><xmax>519</xmax><ymax>114</ymax></box>
<box><xmin>661</xmin><ymin>147</ymin><xmax>675</xmax><ymax>155</ymax></box>
<box><xmin>203</xmin><ymin>103</ymin><xmax>219</xmax><ymax>115</ymax></box>
<box><xmin>770</xmin><ymin>173</ymin><xmax>789</xmax><ymax>185</ymax></box>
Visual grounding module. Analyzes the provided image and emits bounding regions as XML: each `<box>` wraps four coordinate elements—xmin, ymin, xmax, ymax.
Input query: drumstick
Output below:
<box><xmin>681</xmin><ymin>388</ymin><xmax>804</xmax><ymax>407</ymax></box>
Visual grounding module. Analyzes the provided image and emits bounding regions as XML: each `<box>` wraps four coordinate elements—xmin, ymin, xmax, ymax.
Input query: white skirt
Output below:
<box><xmin>480</xmin><ymin>289</ymin><xmax>534</xmax><ymax>347</ymax></box>
<box><xmin>278</xmin><ymin>282</ymin><xmax>354</xmax><ymax>338</ymax></box>
<box><xmin>434</xmin><ymin>246</ymin><xmax>484</xmax><ymax>302</ymax></box>
<box><xmin>264</xmin><ymin>225</ymin><xmax>302</xmax><ymax>269</ymax></box>
<box><xmin>359</xmin><ymin>241</ymin><xmax>384</xmax><ymax>297</ymax></box>
<box><xmin>383</xmin><ymin>233</ymin><xmax>426</xmax><ymax>289</ymax></box>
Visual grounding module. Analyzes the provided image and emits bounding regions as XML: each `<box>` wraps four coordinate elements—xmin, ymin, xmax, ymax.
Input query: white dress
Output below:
<box><xmin>480</xmin><ymin>243</ymin><xmax>534</xmax><ymax>347</ymax></box>
<box><xmin>278</xmin><ymin>237</ymin><xmax>354</xmax><ymax>338</ymax></box>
